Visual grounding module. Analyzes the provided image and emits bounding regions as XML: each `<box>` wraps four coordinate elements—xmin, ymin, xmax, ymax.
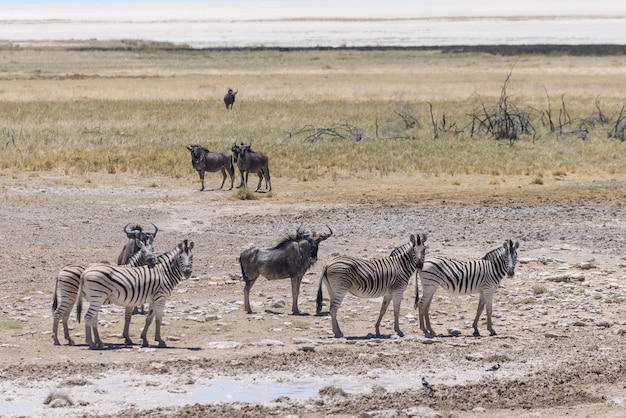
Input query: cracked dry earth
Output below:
<box><xmin>0</xmin><ymin>177</ymin><xmax>625</xmax><ymax>418</ymax></box>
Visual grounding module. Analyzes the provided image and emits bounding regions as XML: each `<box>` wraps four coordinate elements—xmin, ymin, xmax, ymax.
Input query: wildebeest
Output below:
<box><xmin>186</xmin><ymin>145</ymin><xmax>235</xmax><ymax>191</ymax></box>
<box><xmin>231</xmin><ymin>142</ymin><xmax>272</xmax><ymax>192</ymax></box>
<box><xmin>118</xmin><ymin>223</ymin><xmax>158</xmax><ymax>316</ymax></box>
<box><xmin>239</xmin><ymin>226</ymin><xmax>333</xmax><ymax>315</ymax></box>
<box><xmin>224</xmin><ymin>88</ymin><xmax>238</xmax><ymax>109</ymax></box>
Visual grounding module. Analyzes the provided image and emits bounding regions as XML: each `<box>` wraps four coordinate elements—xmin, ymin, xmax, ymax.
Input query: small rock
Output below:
<box><xmin>359</xmin><ymin>409</ymin><xmax>398</xmax><ymax>418</ymax></box>
<box><xmin>465</xmin><ymin>353</ymin><xmax>484</xmax><ymax>361</ymax></box>
<box><xmin>473</xmin><ymin>406</ymin><xmax>486</xmax><ymax>413</ymax></box>
<box><xmin>403</xmin><ymin>406</ymin><xmax>443</xmax><ymax>418</ymax></box>
<box><xmin>207</xmin><ymin>341</ymin><xmax>242</xmax><ymax>350</ymax></box>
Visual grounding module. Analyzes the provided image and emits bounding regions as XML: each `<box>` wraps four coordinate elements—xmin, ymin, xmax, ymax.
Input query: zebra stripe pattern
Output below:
<box><xmin>77</xmin><ymin>240</ymin><xmax>194</xmax><ymax>349</ymax></box>
<box><xmin>51</xmin><ymin>240</ymin><xmax>156</xmax><ymax>346</ymax></box>
<box><xmin>316</xmin><ymin>233</ymin><xmax>427</xmax><ymax>338</ymax></box>
<box><xmin>417</xmin><ymin>239</ymin><xmax>519</xmax><ymax>338</ymax></box>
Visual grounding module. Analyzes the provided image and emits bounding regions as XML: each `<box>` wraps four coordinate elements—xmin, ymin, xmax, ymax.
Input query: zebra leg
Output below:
<box><xmin>290</xmin><ymin>276</ymin><xmax>303</xmax><ymax>315</ymax></box>
<box><xmin>84</xmin><ymin>305</ymin><xmax>103</xmax><ymax>349</ymax></box>
<box><xmin>62</xmin><ymin>309</ymin><xmax>74</xmax><ymax>346</ymax></box>
<box><xmin>374</xmin><ymin>294</ymin><xmax>392</xmax><ymax>337</ymax></box>
<box><xmin>152</xmin><ymin>305</ymin><xmax>167</xmax><ymax>348</ymax></box>
<box><xmin>140</xmin><ymin>311</ymin><xmax>154</xmax><ymax>347</ymax></box>
<box><xmin>485</xmin><ymin>292</ymin><xmax>497</xmax><ymax>336</ymax></box>
<box><xmin>392</xmin><ymin>292</ymin><xmax>405</xmax><ymax>337</ymax></box>
<box><xmin>419</xmin><ymin>285</ymin><xmax>437</xmax><ymax>338</ymax></box>
<box><xmin>329</xmin><ymin>289</ymin><xmax>348</xmax><ymax>338</ymax></box>
<box><xmin>123</xmin><ymin>306</ymin><xmax>134</xmax><ymax>345</ymax></box>
<box><xmin>472</xmin><ymin>293</ymin><xmax>486</xmax><ymax>337</ymax></box>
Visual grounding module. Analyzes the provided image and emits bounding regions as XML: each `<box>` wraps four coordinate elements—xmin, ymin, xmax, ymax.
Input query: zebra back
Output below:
<box><xmin>326</xmin><ymin>233</ymin><xmax>426</xmax><ymax>297</ymax></box>
<box><xmin>420</xmin><ymin>241</ymin><xmax>517</xmax><ymax>295</ymax></box>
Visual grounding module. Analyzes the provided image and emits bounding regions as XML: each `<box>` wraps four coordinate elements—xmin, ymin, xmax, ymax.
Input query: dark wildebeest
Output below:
<box><xmin>239</xmin><ymin>226</ymin><xmax>333</xmax><ymax>315</ymax></box>
<box><xmin>186</xmin><ymin>145</ymin><xmax>235</xmax><ymax>191</ymax></box>
<box><xmin>118</xmin><ymin>223</ymin><xmax>159</xmax><ymax>316</ymax></box>
<box><xmin>224</xmin><ymin>88</ymin><xmax>238</xmax><ymax>109</ymax></box>
<box><xmin>231</xmin><ymin>142</ymin><xmax>272</xmax><ymax>192</ymax></box>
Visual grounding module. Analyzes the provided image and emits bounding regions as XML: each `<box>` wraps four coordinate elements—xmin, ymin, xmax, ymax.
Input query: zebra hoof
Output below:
<box><xmin>489</xmin><ymin>330</ymin><xmax>497</xmax><ymax>336</ymax></box>
<box><xmin>424</xmin><ymin>332</ymin><xmax>434</xmax><ymax>339</ymax></box>
<box><xmin>473</xmin><ymin>331</ymin><xmax>481</xmax><ymax>337</ymax></box>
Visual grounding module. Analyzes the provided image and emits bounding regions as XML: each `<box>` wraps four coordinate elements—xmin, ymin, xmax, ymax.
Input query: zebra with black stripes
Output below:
<box><xmin>316</xmin><ymin>233</ymin><xmax>427</xmax><ymax>338</ymax></box>
<box><xmin>51</xmin><ymin>238</ymin><xmax>156</xmax><ymax>346</ymax></box>
<box><xmin>77</xmin><ymin>240</ymin><xmax>194</xmax><ymax>349</ymax></box>
<box><xmin>417</xmin><ymin>239</ymin><xmax>519</xmax><ymax>338</ymax></box>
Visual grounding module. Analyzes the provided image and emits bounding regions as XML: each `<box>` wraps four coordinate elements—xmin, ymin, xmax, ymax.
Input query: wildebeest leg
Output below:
<box><xmin>290</xmin><ymin>276</ymin><xmax>302</xmax><ymax>315</ymax></box>
<box><xmin>122</xmin><ymin>306</ymin><xmax>134</xmax><ymax>345</ymax></box>
<box><xmin>198</xmin><ymin>169</ymin><xmax>205</xmax><ymax>191</ymax></box>
<box><xmin>374</xmin><ymin>294</ymin><xmax>392</xmax><ymax>337</ymax></box>
<box><xmin>255</xmin><ymin>172</ymin><xmax>264</xmax><ymax>192</ymax></box>
<box><xmin>242</xmin><ymin>266</ymin><xmax>258</xmax><ymax>314</ymax></box>
<box><xmin>219</xmin><ymin>168</ymin><xmax>227</xmax><ymax>189</ymax></box>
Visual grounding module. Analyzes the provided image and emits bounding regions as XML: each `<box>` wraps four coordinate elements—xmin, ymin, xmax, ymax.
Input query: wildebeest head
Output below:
<box><xmin>120</xmin><ymin>223</ymin><xmax>159</xmax><ymax>267</ymax></box>
<box><xmin>301</xmin><ymin>226</ymin><xmax>333</xmax><ymax>262</ymax></box>
<box><xmin>186</xmin><ymin>145</ymin><xmax>209</xmax><ymax>166</ymax></box>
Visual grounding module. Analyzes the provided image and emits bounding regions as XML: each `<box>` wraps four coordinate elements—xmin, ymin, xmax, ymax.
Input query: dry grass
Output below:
<box><xmin>1</xmin><ymin>42</ymin><xmax>625</xmax><ymax>204</ymax></box>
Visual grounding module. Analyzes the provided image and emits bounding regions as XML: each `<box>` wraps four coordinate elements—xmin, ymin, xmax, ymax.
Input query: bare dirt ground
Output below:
<box><xmin>0</xmin><ymin>173</ymin><xmax>625</xmax><ymax>418</ymax></box>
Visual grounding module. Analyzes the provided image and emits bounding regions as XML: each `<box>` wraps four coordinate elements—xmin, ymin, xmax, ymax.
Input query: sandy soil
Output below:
<box><xmin>0</xmin><ymin>173</ymin><xmax>625</xmax><ymax>418</ymax></box>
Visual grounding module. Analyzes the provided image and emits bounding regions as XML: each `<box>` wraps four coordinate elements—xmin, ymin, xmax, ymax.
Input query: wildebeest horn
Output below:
<box><xmin>147</xmin><ymin>223</ymin><xmax>158</xmax><ymax>237</ymax></box>
<box><xmin>123</xmin><ymin>223</ymin><xmax>141</xmax><ymax>238</ymax></box>
<box><xmin>319</xmin><ymin>225</ymin><xmax>333</xmax><ymax>240</ymax></box>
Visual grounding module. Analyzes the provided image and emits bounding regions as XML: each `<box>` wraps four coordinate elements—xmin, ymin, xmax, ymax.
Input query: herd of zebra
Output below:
<box><xmin>51</xmin><ymin>222</ymin><xmax>519</xmax><ymax>349</ymax></box>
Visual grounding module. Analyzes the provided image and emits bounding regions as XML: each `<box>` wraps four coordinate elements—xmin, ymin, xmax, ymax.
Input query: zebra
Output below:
<box><xmin>316</xmin><ymin>233</ymin><xmax>427</xmax><ymax>338</ymax></box>
<box><xmin>417</xmin><ymin>239</ymin><xmax>519</xmax><ymax>338</ymax></box>
<box><xmin>51</xmin><ymin>239</ymin><xmax>156</xmax><ymax>346</ymax></box>
<box><xmin>77</xmin><ymin>240</ymin><xmax>194</xmax><ymax>349</ymax></box>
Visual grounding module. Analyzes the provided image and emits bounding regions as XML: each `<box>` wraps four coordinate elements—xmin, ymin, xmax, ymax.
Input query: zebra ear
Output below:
<box><xmin>187</xmin><ymin>241</ymin><xmax>195</xmax><ymax>251</ymax></box>
<box><xmin>513</xmin><ymin>241</ymin><xmax>519</xmax><ymax>250</ymax></box>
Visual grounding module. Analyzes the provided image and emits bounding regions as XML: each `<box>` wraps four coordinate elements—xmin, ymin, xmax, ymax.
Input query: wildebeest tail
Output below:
<box><xmin>316</xmin><ymin>267</ymin><xmax>328</xmax><ymax>316</ymax></box>
<box><xmin>52</xmin><ymin>279</ymin><xmax>58</xmax><ymax>313</ymax></box>
<box><xmin>414</xmin><ymin>272</ymin><xmax>420</xmax><ymax>309</ymax></box>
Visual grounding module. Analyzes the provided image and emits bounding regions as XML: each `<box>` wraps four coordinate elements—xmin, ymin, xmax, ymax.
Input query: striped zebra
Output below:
<box><xmin>77</xmin><ymin>240</ymin><xmax>194</xmax><ymax>349</ymax></box>
<box><xmin>51</xmin><ymin>238</ymin><xmax>156</xmax><ymax>346</ymax></box>
<box><xmin>316</xmin><ymin>233</ymin><xmax>427</xmax><ymax>338</ymax></box>
<box><xmin>417</xmin><ymin>239</ymin><xmax>519</xmax><ymax>338</ymax></box>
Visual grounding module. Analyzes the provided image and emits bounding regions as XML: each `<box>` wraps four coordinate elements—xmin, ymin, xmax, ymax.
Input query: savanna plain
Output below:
<box><xmin>0</xmin><ymin>42</ymin><xmax>625</xmax><ymax>417</ymax></box>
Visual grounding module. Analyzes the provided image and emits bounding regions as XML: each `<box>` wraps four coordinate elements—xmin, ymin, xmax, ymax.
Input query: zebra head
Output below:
<box><xmin>503</xmin><ymin>239</ymin><xmax>519</xmax><ymax>277</ymax></box>
<box><xmin>177</xmin><ymin>239</ymin><xmax>195</xmax><ymax>278</ymax></box>
<box><xmin>410</xmin><ymin>233</ymin><xmax>428</xmax><ymax>269</ymax></box>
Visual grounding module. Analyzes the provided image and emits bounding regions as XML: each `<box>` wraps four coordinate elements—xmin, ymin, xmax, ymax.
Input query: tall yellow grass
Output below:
<box><xmin>1</xmin><ymin>43</ymin><xmax>625</xmax><ymax>202</ymax></box>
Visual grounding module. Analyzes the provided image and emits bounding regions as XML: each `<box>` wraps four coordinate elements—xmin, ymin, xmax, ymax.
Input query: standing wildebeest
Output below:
<box><xmin>117</xmin><ymin>223</ymin><xmax>159</xmax><ymax>266</ymax></box>
<box><xmin>231</xmin><ymin>142</ymin><xmax>272</xmax><ymax>192</ymax></box>
<box><xmin>224</xmin><ymin>88</ymin><xmax>238</xmax><ymax>109</ymax></box>
<box><xmin>186</xmin><ymin>145</ymin><xmax>235</xmax><ymax>191</ymax></box>
<box><xmin>239</xmin><ymin>226</ymin><xmax>333</xmax><ymax>315</ymax></box>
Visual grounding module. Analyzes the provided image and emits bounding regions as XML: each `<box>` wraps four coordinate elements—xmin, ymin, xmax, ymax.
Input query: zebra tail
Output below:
<box><xmin>316</xmin><ymin>267</ymin><xmax>327</xmax><ymax>315</ymax></box>
<box><xmin>75</xmin><ymin>279</ymin><xmax>83</xmax><ymax>324</ymax></box>
<box><xmin>52</xmin><ymin>278</ymin><xmax>58</xmax><ymax>313</ymax></box>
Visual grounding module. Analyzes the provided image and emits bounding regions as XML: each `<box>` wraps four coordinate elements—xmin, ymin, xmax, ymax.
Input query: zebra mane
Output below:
<box><xmin>482</xmin><ymin>245</ymin><xmax>506</xmax><ymax>261</ymax></box>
